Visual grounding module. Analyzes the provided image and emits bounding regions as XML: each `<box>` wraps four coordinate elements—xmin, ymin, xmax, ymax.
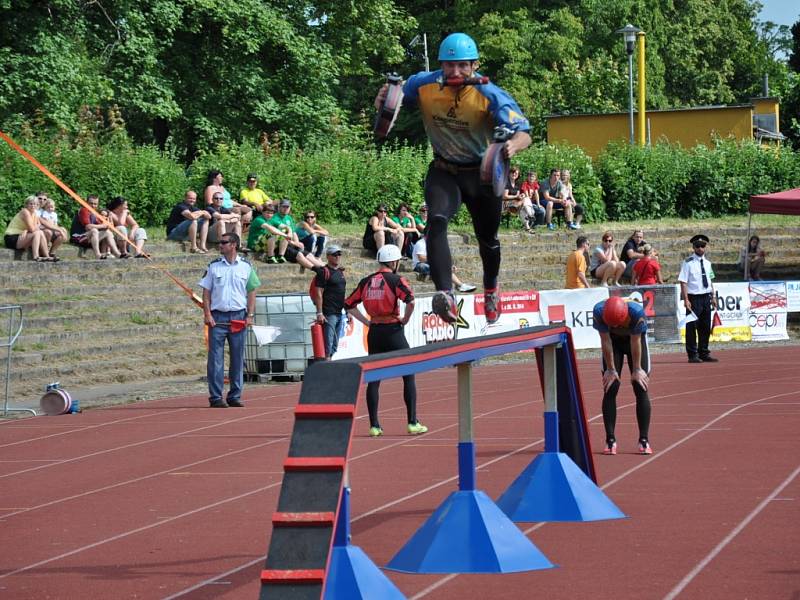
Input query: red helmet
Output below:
<box><xmin>603</xmin><ymin>296</ymin><xmax>629</xmax><ymax>327</ymax></box>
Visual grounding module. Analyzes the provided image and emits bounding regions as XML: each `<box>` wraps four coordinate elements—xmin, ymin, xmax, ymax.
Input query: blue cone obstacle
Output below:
<box><xmin>324</xmin><ymin>487</ymin><xmax>406</xmax><ymax>600</ymax></box>
<box><xmin>497</xmin><ymin>451</ymin><xmax>626</xmax><ymax>522</ymax></box>
<box><xmin>497</xmin><ymin>410</ymin><xmax>626</xmax><ymax>522</ymax></box>
<box><xmin>386</xmin><ymin>441</ymin><xmax>555</xmax><ymax>574</ymax></box>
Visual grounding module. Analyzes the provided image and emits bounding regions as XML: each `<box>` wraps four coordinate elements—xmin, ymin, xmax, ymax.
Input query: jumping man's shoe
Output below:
<box><xmin>638</xmin><ymin>440</ymin><xmax>653</xmax><ymax>455</ymax></box>
<box><xmin>407</xmin><ymin>422</ymin><xmax>428</xmax><ymax>435</ymax></box>
<box><xmin>484</xmin><ymin>289</ymin><xmax>501</xmax><ymax>324</ymax></box>
<box><xmin>369</xmin><ymin>426</ymin><xmax>384</xmax><ymax>437</ymax></box>
<box><xmin>432</xmin><ymin>290</ymin><xmax>458</xmax><ymax>323</ymax></box>
<box><xmin>603</xmin><ymin>440</ymin><xmax>617</xmax><ymax>455</ymax></box>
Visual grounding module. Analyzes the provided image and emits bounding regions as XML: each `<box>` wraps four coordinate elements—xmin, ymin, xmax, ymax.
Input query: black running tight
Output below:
<box><xmin>600</xmin><ymin>334</ymin><xmax>651</xmax><ymax>442</ymax></box>
<box><xmin>366</xmin><ymin>323</ymin><xmax>417</xmax><ymax>428</ymax></box>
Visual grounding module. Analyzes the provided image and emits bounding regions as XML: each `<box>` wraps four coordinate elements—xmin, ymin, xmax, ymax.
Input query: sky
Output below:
<box><xmin>757</xmin><ymin>0</ymin><xmax>798</xmax><ymax>28</ymax></box>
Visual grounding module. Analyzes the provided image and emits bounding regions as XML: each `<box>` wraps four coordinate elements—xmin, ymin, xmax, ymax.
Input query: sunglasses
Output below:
<box><xmin>604</xmin><ymin>238</ymin><xmax>613</xmax><ymax>242</ymax></box>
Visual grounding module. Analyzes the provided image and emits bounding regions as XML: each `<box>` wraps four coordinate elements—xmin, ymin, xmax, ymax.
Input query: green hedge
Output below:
<box><xmin>597</xmin><ymin>139</ymin><xmax>800</xmax><ymax>220</ymax></box>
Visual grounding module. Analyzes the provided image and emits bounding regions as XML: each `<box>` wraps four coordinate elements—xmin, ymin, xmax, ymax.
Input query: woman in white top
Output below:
<box><xmin>37</xmin><ymin>197</ymin><xmax>68</xmax><ymax>258</ymax></box>
<box><xmin>589</xmin><ymin>231</ymin><xmax>625</xmax><ymax>286</ymax></box>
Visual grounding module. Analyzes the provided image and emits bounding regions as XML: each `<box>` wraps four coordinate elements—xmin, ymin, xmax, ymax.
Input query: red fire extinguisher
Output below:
<box><xmin>311</xmin><ymin>322</ymin><xmax>326</xmax><ymax>359</ymax></box>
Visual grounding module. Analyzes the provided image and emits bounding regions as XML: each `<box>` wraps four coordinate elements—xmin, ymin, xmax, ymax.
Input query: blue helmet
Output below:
<box><xmin>438</xmin><ymin>33</ymin><xmax>479</xmax><ymax>61</ymax></box>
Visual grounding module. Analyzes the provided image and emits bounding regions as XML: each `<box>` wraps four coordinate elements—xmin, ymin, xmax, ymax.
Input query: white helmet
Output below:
<box><xmin>376</xmin><ymin>244</ymin><xmax>402</xmax><ymax>263</ymax></box>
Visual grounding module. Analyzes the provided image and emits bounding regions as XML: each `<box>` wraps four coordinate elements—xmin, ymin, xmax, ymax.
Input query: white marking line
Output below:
<box><xmin>0</xmin><ymin>405</ymin><xmax>294</xmax><ymax>480</ymax></box>
<box><xmin>0</xmin><ymin>408</ymin><xmax>190</xmax><ymax>449</ymax></box>
<box><xmin>0</xmin><ymin>437</ymin><xmax>288</xmax><ymax>521</ymax></box>
<box><xmin>662</xmin><ymin>465</ymin><xmax>800</xmax><ymax>600</ymax></box>
<box><xmin>411</xmin><ymin>389</ymin><xmax>798</xmax><ymax>600</ymax></box>
<box><xmin>160</xmin><ymin>558</ymin><xmax>265</xmax><ymax>600</ymax></box>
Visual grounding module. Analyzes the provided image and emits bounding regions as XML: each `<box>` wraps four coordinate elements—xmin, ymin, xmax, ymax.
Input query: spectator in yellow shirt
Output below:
<box><xmin>566</xmin><ymin>235</ymin><xmax>591</xmax><ymax>289</ymax></box>
<box><xmin>239</xmin><ymin>173</ymin><xmax>271</xmax><ymax>210</ymax></box>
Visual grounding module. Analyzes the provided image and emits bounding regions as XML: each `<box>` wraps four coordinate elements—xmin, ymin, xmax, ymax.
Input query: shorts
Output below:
<box><xmin>589</xmin><ymin>267</ymin><xmax>598</xmax><ymax>279</ymax></box>
<box><xmin>4</xmin><ymin>234</ymin><xmax>19</xmax><ymax>249</ymax></box>
<box><xmin>284</xmin><ymin>244</ymin><xmax>300</xmax><ymax>263</ymax></box>
<box><xmin>167</xmin><ymin>219</ymin><xmax>205</xmax><ymax>241</ymax></box>
<box><xmin>363</xmin><ymin>232</ymin><xmax>399</xmax><ymax>252</ymax></box>
<box><xmin>70</xmin><ymin>233</ymin><xmax>92</xmax><ymax>247</ymax></box>
<box><xmin>116</xmin><ymin>225</ymin><xmax>148</xmax><ymax>242</ymax></box>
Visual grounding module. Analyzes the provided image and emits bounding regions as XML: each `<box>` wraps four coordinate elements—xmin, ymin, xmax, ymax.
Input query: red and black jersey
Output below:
<box><xmin>344</xmin><ymin>270</ymin><xmax>414</xmax><ymax>322</ymax></box>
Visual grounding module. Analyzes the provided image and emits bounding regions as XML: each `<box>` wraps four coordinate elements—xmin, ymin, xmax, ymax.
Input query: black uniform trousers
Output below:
<box><xmin>686</xmin><ymin>292</ymin><xmax>713</xmax><ymax>359</ymax></box>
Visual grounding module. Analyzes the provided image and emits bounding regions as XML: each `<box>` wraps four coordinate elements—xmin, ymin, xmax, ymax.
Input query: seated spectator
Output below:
<box><xmin>520</xmin><ymin>170</ymin><xmax>546</xmax><ymax>228</ymax></box>
<box><xmin>296</xmin><ymin>210</ymin><xmax>328</xmax><ymax>258</ymax></box>
<box><xmin>739</xmin><ymin>234</ymin><xmax>766</xmax><ymax>280</ymax></box>
<box><xmin>559</xmin><ymin>169</ymin><xmax>584</xmax><ymax>229</ymax></box>
<box><xmin>540</xmin><ymin>168</ymin><xmax>563</xmax><ymax>231</ymax></box>
<box><xmin>165</xmin><ymin>190</ymin><xmax>210</xmax><ymax>253</ymax></box>
<box><xmin>266</xmin><ymin>199</ymin><xmax>302</xmax><ymax>264</ymax></box>
<box><xmin>36</xmin><ymin>196</ymin><xmax>67</xmax><ymax>260</ymax></box>
<box><xmin>504</xmin><ymin>166</ymin><xmax>537</xmax><ymax>233</ymax></box>
<box><xmin>70</xmin><ymin>194</ymin><xmax>121</xmax><ymax>259</ymax></box>
<box><xmin>396</xmin><ymin>203</ymin><xmax>420</xmax><ymax>257</ymax></box>
<box><xmin>239</xmin><ymin>173</ymin><xmax>271</xmax><ymax>211</ymax></box>
<box><xmin>565</xmin><ymin>235</ymin><xmax>591</xmax><ymax>289</ymax></box>
<box><xmin>203</xmin><ymin>169</ymin><xmax>252</xmax><ymax>226</ymax></box>
<box><xmin>412</xmin><ymin>237</ymin><xmax>477</xmax><ymax>292</ymax></box>
<box><xmin>247</xmin><ymin>203</ymin><xmax>288</xmax><ymax>255</ymax></box>
<box><xmin>362</xmin><ymin>204</ymin><xmax>404</xmax><ymax>253</ymax></box>
<box><xmin>4</xmin><ymin>195</ymin><xmax>52</xmax><ymax>262</ymax></box>
<box><xmin>414</xmin><ymin>204</ymin><xmax>428</xmax><ymax>234</ymax></box>
<box><xmin>206</xmin><ymin>191</ymin><xmax>242</xmax><ymax>243</ymax></box>
<box><xmin>620</xmin><ymin>229</ymin><xmax>646</xmax><ymax>282</ymax></box>
<box><xmin>632</xmin><ymin>244</ymin><xmax>663</xmax><ymax>285</ymax></box>
<box><xmin>589</xmin><ymin>231</ymin><xmax>625</xmax><ymax>287</ymax></box>
<box><xmin>107</xmin><ymin>196</ymin><xmax>148</xmax><ymax>258</ymax></box>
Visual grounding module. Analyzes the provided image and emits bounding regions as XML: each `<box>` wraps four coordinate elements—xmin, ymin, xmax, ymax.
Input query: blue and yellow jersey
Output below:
<box><xmin>402</xmin><ymin>70</ymin><xmax>530</xmax><ymax>165</ymax></box>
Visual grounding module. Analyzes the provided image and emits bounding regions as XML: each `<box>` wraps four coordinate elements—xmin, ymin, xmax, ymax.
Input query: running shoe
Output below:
<box><xmin>407</xmin><ymin>421</ymin><xmax>428</xmax><ymax>435</ymax></box>
<box><xmin>276</xmin><ymin>255</ymin><xmax>286</xmax><ymax>264</ymax></box>
<box><xmin>547</xmin><ymin>223</ymin><xmax>556</xmax><ymax>231</ymax></box>
<box><xmin>567</xmin><ymin>222</ymin><xmax>579</xmax><ymax>230</ymax></box>
<box><xmin>603</xmin><ymin>441</ymin><xmax>617</xmax><ymax>455</ymax></box>
<box><xmin>369</xmin><ymin>426</ymin><xmax>383</xmax><ymax>437</ymax></box>
<box><xmin>432</xmin><ymin>290</ymin><xmax>458</xmax><ymax>323</ymax></box>
<box><xmin>638</xmin><ymin>440</ymin><xmax>653</xmax><ymax>455</ymax></box>
<box><xmin>484</xmin><ymin>289</ymin><xmax>501</xmax><ymax>324</ymax></box>
<box><xmin>458</xmin><ymin>283</ymin><xmax>477</xmax><ymax>293</ymax></box>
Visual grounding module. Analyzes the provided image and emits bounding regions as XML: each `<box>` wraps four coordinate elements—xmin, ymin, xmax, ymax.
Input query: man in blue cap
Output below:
<box><xmin>375</xmin><ymin>32</ymin><xmax>531</xmax><ymax>325</ymax></box>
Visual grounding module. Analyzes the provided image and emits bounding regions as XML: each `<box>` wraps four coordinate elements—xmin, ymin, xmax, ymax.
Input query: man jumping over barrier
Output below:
<box><xmin>375</xmin><ymin>33</ymin><xmax>531</xmax><ymax>325</ymax></box>
<box><xmin>592</xmin><ymin>296</ymin><xmax>653</xmax><ymax>455</ymax></box>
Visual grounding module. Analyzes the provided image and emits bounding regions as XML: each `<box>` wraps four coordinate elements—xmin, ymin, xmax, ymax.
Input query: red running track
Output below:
<box><xmin>0</xmin><ymin>346</ymin><xmax>798</xmax><ymax>599</ymax></box>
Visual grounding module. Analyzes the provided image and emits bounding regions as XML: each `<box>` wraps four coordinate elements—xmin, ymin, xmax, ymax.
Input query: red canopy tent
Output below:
<box><xmin>745</xmin><ymin>188</ymin><xmax>800</xmax><ymax>278</ymax></box>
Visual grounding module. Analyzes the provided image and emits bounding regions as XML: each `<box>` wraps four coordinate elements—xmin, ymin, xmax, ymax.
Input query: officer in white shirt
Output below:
<box><xmin>678</xmin><ymin>234</ymin><xmax>718</xmax><ymax>363</ymax></box>
<box><xmin>199</xmin><ymin>232</ymin><xmax>261</xmax><ymax>407</ymax></box>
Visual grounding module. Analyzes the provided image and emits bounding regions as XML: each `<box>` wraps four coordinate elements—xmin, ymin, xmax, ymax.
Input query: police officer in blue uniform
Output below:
<box><xmin>592</xmin><ymin>296</ymin><xmax>653</xmax><ymax>455</ymax></box>
<box><xmin>199</xmin><ymin>232</ymin><xmax>261</xmax><ymax>408</ymax></box>
<box><xmin>678</xmin><ymin>234</ymin><xmax>718</xmax><ymax>363</ymax></box>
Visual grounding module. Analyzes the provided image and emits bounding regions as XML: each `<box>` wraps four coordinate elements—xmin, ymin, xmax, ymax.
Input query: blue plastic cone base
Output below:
<box><xmin>324</xmin><ymin>544</ymin><xmax>406</xmax><ymax>600</ymax></box>
<box><xmin>497</xmin><ymin>452</ymin><xmax>627</xmax><ymax>522</ymax></box>
<box><xmin>386</xmin><ymin>489</ymin><xmax>555</xmax><ymax>574</ymax></box>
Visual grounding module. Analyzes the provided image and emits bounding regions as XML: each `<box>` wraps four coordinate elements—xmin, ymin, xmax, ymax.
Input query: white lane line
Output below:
<box><xmin>0</xmin><ymin>406</ymin><xmax>294</xmax><ymax>480</ymax></box>
<box><xmin>0</xmin><ymin>408</ymin><xmax>190</xmax><ymax>449</ymax></box>
<box><xmin>662</xmin><ymin>465</ymin><xmax>800</xmax><ymax>600</ymax></box>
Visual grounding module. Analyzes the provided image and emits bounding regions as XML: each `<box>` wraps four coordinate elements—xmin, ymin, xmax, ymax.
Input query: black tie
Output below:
<box><xmin>700</xmin><ymin>258</ymin><xmax>708</xmax><ymax>289</ymax></box>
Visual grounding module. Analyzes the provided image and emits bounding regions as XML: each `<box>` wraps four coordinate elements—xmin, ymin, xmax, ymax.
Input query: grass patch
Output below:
<box><xmin>129</xmin><ymin>313</ymin><xmax>167</xmax><ymax>326</ymax></box>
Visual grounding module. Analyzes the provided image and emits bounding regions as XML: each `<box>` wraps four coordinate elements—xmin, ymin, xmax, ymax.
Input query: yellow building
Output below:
<box><xmin>546</xmin><ymin>97</ymin><xmax>783</xmax><ymax>158</ymax></box>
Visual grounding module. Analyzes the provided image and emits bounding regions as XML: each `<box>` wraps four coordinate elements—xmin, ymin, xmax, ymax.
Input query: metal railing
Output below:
<box><xmin>1</xmin><ymin>305</ymin><xmax>36</xmax><ymax>417</ymax></box>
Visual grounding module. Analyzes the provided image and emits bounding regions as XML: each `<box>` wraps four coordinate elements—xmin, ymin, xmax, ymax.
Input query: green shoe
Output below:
<box><xmin>276</xmin><ymin>255</ymin><xmax>287</xmax><ymax>263</ymax></box>
<box><xmin>368</xmin><ymin>426</ymin><xmax>383</xmax><ymax>437</ymax></box>
<box><xmin>407</xmin><ymin>421</ymin><xmax>428</xmax><ymax>435</ymax></box>
<box><xmin>267</xmin><ymin>256</ymin><xmax>278</xmax><ymax>264</ymax></box>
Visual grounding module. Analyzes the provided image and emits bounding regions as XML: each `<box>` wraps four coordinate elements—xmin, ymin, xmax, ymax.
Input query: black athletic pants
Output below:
<box><xmin>366</xmin><ymin>323</ymin><xmax>417</xmax><ymax>428</ymax></box>
<box><xmin>600</xmin><ymin>333</ymin><xmax>651</xmax><ymax>443</ymax></box>
<box><xmin>424</xmin><ymin>164</ymin><xmax>502</xmax><ymax>292</ymax></box>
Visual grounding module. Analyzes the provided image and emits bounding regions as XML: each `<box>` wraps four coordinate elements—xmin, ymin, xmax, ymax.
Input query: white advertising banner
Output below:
<box><xmin>709</xmin><ymin>282</ymin><xmax>752</xmax><ymax>342</ymax></box>
<box><xmin>786</xmin><ymin>281</ymin><xmax>800</xmax><ymax>312</ymax></box>
<box><xmin>538</xmin><ymin>288</ymin><xmax>609</xmax><ymax>349</ymax></box>
<box><xmin>749</xmin><ymin>281</ymin><xmax>788</xmax><ymax>341</ymax></box>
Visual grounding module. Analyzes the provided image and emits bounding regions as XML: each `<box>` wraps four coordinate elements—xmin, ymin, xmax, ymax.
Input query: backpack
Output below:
<box><xmin>309</xmin><ymin>266</ymin><xmax>331</xmax><ymax>302</ymax></box>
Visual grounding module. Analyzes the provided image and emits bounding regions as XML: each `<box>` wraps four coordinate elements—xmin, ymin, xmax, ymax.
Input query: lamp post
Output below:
<box><xmin>615</xmin><ymin>24</ymin><xmax>641</xmax><ymax>145</ymax></box>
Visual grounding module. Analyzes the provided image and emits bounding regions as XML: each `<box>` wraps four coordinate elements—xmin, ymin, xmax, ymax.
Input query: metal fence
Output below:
<box><xmin>1</xmin><ymin>305</ymin><xmax>36</xmax><ymax>417</ymax></box>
